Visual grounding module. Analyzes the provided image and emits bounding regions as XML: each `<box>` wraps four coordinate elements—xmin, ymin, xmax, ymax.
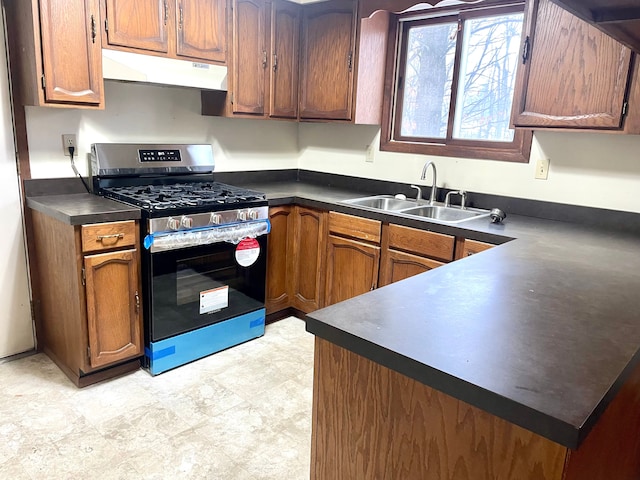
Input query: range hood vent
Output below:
<box><xmin>102</xmin><ymin>49</ymin><xmax>228</xmax><ymax>91</ymax></box>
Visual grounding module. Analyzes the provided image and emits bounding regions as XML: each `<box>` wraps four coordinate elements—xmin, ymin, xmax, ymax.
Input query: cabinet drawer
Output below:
<box><xmin>329</xmin><ymin>212</ymin><xmax>381</xmax><ymax>244</ymax></box>
<box><xmin>81</xmin><ymin>221</ymin><xmax>137</xmax><ymax>253</ymax></box>
<box><xmin>387</xmin><ymin>224</ymin><xmax>454</xmax><ymax>262</ymax></box>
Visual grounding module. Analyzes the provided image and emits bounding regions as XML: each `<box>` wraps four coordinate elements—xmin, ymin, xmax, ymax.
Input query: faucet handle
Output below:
<box><xmin>444</xmin><ymin>190</ymin><xmax>467</xmax><ymax>208</ymax></box>
<box><xmin>410</xmin><ymin>185</ymin><xmax>422</xmax><ymax>201</ymax></box>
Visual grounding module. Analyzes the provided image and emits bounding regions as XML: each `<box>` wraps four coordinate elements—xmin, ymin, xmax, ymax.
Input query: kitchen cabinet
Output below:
<box><xmin>379</xmin><ymin>224</ymin><xmax>454</xmax><ymax>287</ymax></box>
<box><xmin>324</xmin><ymin>212</ymin><xmax>381</xmax><ymax>306</ymax></box>
<box><xmin>548</xmin><ymin>0</ymin><xmax>640</xmax><ymax>55</ymax></box>
<box><xmin>5</xmin><ymin>0</ymin><xmax>104</xmax><ymax>108</ymax></box>
<box><xmin>102</xmin><ymin>0</ymin><xmax>226</xmax><ymax>63</ymax></box>
<box><xmin>266</xmin><ymin>206</ymin><xmax>294</xmax><ymax>314</ymax></box>
<box><xmin>266</xmin><ymin>205</ymin><xmax>326</xmax><ymax>315</ymax></box>
<box><xmin>511</xmin><ymin>0</ymin><xmax>635</xmax><ymax>130</ymax></box>
<box><xmin>291</xmin><ymin>206</ymin><xmax>327</xmax><ymax>312</ymax></box>
<box><xmin>455</xmin><ymin>237</ymin><xmax>495</xmax><ymax>260</ymax></box>
<box><xmin>31</xmin><ymin>212</ymin><xmax>143</xmax><ymax>387</ymax></box>
<box><xmin>299</xmin><ymin>0</ymin><xmax>357</xmax><ymax>120</ymax></box>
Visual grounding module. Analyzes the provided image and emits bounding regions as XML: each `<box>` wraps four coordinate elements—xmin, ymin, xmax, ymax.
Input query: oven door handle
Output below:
<box><xmin>144</xmin><ymin>219</ymin><xmax>271</xmax><ymax>252</ymax></box>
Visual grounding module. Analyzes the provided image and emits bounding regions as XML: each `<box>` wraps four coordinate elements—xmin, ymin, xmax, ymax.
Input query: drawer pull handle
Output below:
<box><xmin>97</xmin><ymin>233</ymin><xmax>124</xmax><ymax>243</ymax></box>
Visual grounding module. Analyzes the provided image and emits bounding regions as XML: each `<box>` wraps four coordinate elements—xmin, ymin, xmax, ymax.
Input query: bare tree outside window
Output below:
<box><xmin>387</xmin><ymin>3</ymin><xmax>532</xmax><ymax>163</ymax></box>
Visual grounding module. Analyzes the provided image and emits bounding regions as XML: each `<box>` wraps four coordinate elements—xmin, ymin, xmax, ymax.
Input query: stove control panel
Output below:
<box><xmin>139</xmin><ymin>149</ymin><xmax>182</xmax><ymax>162</ymax></box>
<box><xmin>149</xmin><ymin>206</ymin><xmax>269</xmax><ymax>234</ymax></box>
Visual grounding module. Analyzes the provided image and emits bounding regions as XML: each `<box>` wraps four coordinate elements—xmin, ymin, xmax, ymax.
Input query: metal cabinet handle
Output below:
<box><xmin>522</xmin><ymin>36</ymin><xmax>530</xmax><ymax>64</ymax></box>
<box><xmin>347</xmin><ymin>52</ymin><xmax>353</xmax><ymax>71</ymax></box>
<box><xmin>164</xmin><ymin>0</ymin><xmax>169</xmax><ymax>26</ymax></box>
<box><xmin>273</xmin><ymin>53</ymin><xmax>278</xmax><ymax>71</ymax></box>
<box><xmin>262</xmin><ymin>50</ymin><xmax>267</xmax><ymax>69</ymax></box>
<box><xmin>179</xmin><ymin>5</ymin><xmax>184</xmax><ymax>30</ymax></box>
<box><xmin>135</xmin><ymin>291</ymin><xmax>140</xmax><ymax>313</ymax></box>
<box><xmin>97</xmin><ymin>233</ymin><xmax>124</xmax><ymax>242</ymax></box>
<box><xmin>91</xmin><ymin>15</ymin><xmax>96</xmax><ymax>43</ymax></box>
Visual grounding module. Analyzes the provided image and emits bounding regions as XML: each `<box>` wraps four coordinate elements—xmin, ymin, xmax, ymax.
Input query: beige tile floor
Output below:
<box><xmin>0</xmin><ymin>317</ymin><xmax>314</xmax><ymax>480</ymax></box>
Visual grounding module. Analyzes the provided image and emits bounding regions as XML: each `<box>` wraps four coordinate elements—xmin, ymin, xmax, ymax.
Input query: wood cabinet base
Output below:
<box><xmin>311</xmin><ymin>338</ymin><xmax>640</xmax><ymax>480</ymax></box>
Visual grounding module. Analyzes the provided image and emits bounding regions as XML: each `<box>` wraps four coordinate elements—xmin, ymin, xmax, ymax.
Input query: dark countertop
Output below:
<box><xmin>27</xmin><ymin>176</ymin><xmax>640</xmax><ymax>449</ymax></box>
<box><xmin>27</xmin><ymin>194</ymin><xmax>141</xmax><ymax>225</ymax></box>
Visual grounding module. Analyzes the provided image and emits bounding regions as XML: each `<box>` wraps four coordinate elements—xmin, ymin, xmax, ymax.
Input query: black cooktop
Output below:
<box><xmin>101</xmin><ymin>182</ymin><xmax>266</xmax><ymax>212</ymax></box>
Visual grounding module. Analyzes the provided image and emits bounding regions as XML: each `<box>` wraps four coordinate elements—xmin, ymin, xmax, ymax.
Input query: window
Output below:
<box><xmin>381</xmin><ymin>1</ymin><xmax>532</xmax><ymax>162</ymax></box>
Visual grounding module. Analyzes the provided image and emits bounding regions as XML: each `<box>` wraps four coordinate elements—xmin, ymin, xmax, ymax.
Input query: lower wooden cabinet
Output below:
<box><xmin>379</xmin><ymin>224</ymin><xmax>454</xmax><ymax>287</ymax></box>
<box><xmin>455</xmin><ymin>238</ymin><xmax>495</xmax><ymax>259</ymax></box>
<box><xmin>31</xmin><ymin>211</ymin><xmax>143</xmax><ymax>386</ymax></box>
<box><xmin>324</xmin><ymin>212</ymin><xmax>381</xmax><ymax>306</ymax></box>
<box><xmin>265</xmin><ymin>205</ymin><xmax>326</xmax><ymax>315</ymax></box>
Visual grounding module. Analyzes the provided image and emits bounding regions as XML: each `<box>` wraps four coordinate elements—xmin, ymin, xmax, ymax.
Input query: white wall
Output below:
<box><xmin>0</xmin><ymin>13</ymin><xmax>35</xmax><ymax>357</ymax></box>
<box><xmin>298</xmin><ymin>123</ymin><xmax>640</xmax><ymax>213</ymax></box>
<box><xmin>25</xmin><ymin>81</ymin><xmax>299</xmax><ymax>179</ymax></box>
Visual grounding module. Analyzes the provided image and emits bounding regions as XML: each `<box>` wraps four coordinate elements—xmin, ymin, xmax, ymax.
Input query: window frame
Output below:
<box><xmin>380</xmin><ymin>0</ymin><xmax>533</xmax><ymax>163</ymax></box>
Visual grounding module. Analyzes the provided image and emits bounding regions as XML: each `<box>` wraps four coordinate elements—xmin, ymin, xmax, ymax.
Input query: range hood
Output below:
<box><xmin>102</xmin><ymin>49</ymin><xmax>228</xmax><ymax>91</ymax></box>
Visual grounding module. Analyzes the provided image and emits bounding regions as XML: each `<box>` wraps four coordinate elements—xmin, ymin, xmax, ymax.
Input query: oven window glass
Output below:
<box><xmin>148</xmin><ymin>236</ymin><xmax>267</xmax><ymax>342</ymax></box>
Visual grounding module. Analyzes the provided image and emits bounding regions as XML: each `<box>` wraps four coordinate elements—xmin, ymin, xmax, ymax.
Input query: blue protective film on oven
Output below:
<box><xmin>145</xmin><ymin>308</ymin><xmax>266</xmax><ymax>375</ymax></box>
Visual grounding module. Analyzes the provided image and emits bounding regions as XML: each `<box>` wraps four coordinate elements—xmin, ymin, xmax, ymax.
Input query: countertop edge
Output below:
<box><xmin>305</xmin><ymin>315</ymin><xmax>581</xmax><ymax>449</ymax></box>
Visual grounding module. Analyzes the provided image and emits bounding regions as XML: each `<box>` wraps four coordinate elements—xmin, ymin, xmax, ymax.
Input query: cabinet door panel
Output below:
<box><xmin>84</xmin><ymin>249</ymin><xmax>142</xmax><ymax>369</ymax></box>
<box><xmin>270</xmin><ymin>0</ymin><xmax>300</xmax><ymax>118</ymax></box>
<box><xmin>233</xmin><ymin>0</ymin><xmax>267</xmax><ymax>114</ymax></box>
<box><xmin>325</xmin><ymin>235</ymin><xmax>380</xmax><ymax>306</ymax></box>
<box><xmin>292</xmin><ymin>207</ymin><xmax>326</xmax><ymax>313</ymax></box>
<box><xmin>266</xmin><ymin>206</ymin><xmax>294</xmax><ymax>314</ymax></box>
<box><xmin>105</xmin><ymin>0</ymin><xmax>168</xmax><ymax>53</ymax></box>
<box><xmin>299</xmin><ymin>0</ymin><xmax>356</xmax><ymax>120</ymax></box>
<box><xmin>177</xmin><ymin>0</ymin><xmax>226</xmax><ymax>62</ymax></box>
<box><xmin>512</xmin><ymin>0</ymin><xmax>632</xmax><ymax>129</ymax></box>
<box><xmin>379</xmin><ymin>249</ymin><xmax>444</xmax><ymax>288</ymax></box>
<box><xmin>39</xmin><ymin>0</ymin><xmax>103</xmax><ymax>105</ymax></box>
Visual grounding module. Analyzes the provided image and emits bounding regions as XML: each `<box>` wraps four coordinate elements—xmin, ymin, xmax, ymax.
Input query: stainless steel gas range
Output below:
<box><xmin>91</xmin><ymin>143</ymin><xmax>269</xmax><ymax>375</ymax></box>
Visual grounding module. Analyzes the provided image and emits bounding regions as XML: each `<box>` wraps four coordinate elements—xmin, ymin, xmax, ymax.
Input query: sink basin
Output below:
<box><xmin>342</xmin><ymin>195</ymin><xmax>418</xmax><ymax>211</ymax></box>
<box><xmin>400</xmin><ymin>205</ymin><xmax>489</xmax><ymax>223</ymax></box>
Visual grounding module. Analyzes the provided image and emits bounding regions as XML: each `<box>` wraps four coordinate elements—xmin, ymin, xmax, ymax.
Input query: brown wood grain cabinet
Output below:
<box><xmin>299</xmin><ymin>0</ymin><xmax>357</xmax><ymax>120</ymax></box>
<box><xmin>455</xmin><ymin>237</ymin><xmax>495</xmax><ymax>260</ymax></box>
<box><xmin>266</xmin><ymin>205</ymin><xmax>294</xmax><ymax>314</ymax></box>
<box><xmin>511</xmin><ymin>0</ymin><xmax>636</xmax><ymax>131</ymax></box>
<box><xmin>379</xmin><ymin>224</ymin><xmax>454</xmax><ymax>287</ymax></box>
<box><xmin>324</xmin><ymin>212</ymin><xmax>381</xmax><ymax>306</ymax></box>
<box><xmin>5</xmin><ymin>0</ymin><xmax>104</xmax><ymax>108</ymax></box>
<box><xmin>31</xmin><ymin>212</ymin><xmax>143</xmax><ymax>387</ymax></box>
<box><xmin>102</xmin><ymin>0</ymin><xmax>226</xmax><ymax>63</ymax></box>
<box><xmin>266</xmin><ymin>205</ymin><xmax>326</xmax><ymax>315</ymax></box>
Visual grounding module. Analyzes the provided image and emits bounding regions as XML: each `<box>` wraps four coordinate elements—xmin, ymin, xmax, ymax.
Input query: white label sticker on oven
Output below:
<box><xmin>200</xmin><ymin>285</ymin><xmax>229</xmax><ymax>314</ymax></box>
<box><xmin>235</xmin><ymin>238</ymin><xmax>260</xmax><ymax>267</ymax></box>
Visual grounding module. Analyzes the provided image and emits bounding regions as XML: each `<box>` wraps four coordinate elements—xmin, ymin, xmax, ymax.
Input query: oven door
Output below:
<box><xmin>146</xmin><ymin>235</ymin><xmax>267</xmax><ymax>342</ymax></box>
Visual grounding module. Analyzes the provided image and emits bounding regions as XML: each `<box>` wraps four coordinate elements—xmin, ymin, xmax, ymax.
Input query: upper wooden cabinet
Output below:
<box><xmin>5</xmin><ymin>0</ymin><xmax>104</xmax><ymax>108</ymax></box>
<box><xmin>511</xmin><ymin>0</ymin><xmax>634</xmax><ymax>130</ymax></box>
<box><xmin>270</xmin><ymin>0</ymin><xmax>301</xmax><ymax>118</ymax></box>
<box><xmin>299</xmin><ymin>0</ymin><xmax>357</xmax><ymax>120</ymax></box>
<box><xmin>102</xmin><ymin>0</ymin><xmax>227</xmax><ymax>63</ymax></box>
<box><xmin>548</xmin><ymin>0</ymin><xmax>640</xmax><ymax>55</ymax></box>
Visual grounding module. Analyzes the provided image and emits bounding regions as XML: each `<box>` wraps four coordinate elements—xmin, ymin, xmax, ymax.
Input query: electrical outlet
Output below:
<box><xmin>62</xmin><ymin>134</ymin><xmax>77</xmax><ymax>156</ymax></box>
<box><xmin>535</xmin><ymin>157</ymin><xmax>549</xmax><ymax>180</ymax></box>
<box><xmin>365</xmin><ymin>144</ymin><xmax>374</xmax><ymax>163</ymax></box>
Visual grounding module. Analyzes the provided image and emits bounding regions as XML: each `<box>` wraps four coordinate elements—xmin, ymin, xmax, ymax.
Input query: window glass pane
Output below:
<box><xmin>400</xmin><ymin>21</ymin><xmax>457</xmax><ymax>139</ymax></box>
<box><xmin>453</xmin><ymin>13</ymin><xmax>524</xmax><ymax>142</ymax></box>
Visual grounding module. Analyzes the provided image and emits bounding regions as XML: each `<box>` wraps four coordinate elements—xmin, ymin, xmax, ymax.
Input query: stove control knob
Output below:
<box><xmin>248</xmin><ymin>210</ymin><xmax>258</xmax><ymax>220</ymax></box>
<box><xmin>237</xmin><ymin>210</ymin><xmax>247</xmax><ymax>221</ymax></box>
<box><xmin>209</xmin><ymin>213</ymin><xmax>222</xmax><ymax>225</ymax></box>
<box><xmin>181</xmin><ymin>216</ymin><xmax>193</xmax><ymax>229</ymax></box>
<box><xmin>167</xmin><ymin>217</ymin><xmax>180</xmax><ymax>231</ymax></box>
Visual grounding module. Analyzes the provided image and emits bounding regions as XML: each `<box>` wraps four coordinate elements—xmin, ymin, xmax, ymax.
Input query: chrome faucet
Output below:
<box><xmin>420</xmin><ymin>161</ymin><xmax>437</xmax><ymax>205</ymax></box>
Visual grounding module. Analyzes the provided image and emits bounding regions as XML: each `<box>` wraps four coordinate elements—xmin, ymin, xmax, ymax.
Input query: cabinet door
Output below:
<box><xmin>104</xmin><ymin>0</ymin><xmax>169</xmax><ymax>53</ymax></box>
<box><xmin>233</xmin><ymin>0</ymin><xmax>268</xmax><ymax>114</ymax></box>
<box><xmin>455</xmin><ymin>238</ymin><xmax>495</xmax><ymax>260</ymax></box>
<box><xmin>511</xmin><ymin>0</ymin><xmax>632</xmax><ymax>129</ymax></box>
<box><xmin>325</xmin><ymin>234</ymin><xmax>380</xmax><ymax>306</ymax></box>
<box><xmin>266</xmin><ymin>206</ymin><xmax>294</xmax><ymax>314</ymax></box>
<box><xmin>379</xmin><ymin>250</ymin><xmax>444</xmax><ymax>288</ymax></box>
<box><xmin>84</xmin><ymin>249</ymin><xmax>142</xmax><ymax>369</ymax></box>
<box><xmin>299</xmin><ymin>0</ymin><xmax>357</xmax><ymax>120</ymax></box>
<box><xmin>291</xmin><ymin>207</ymin><xmax>327</xmax><ymax>313</ymax></box>
<box><xmin>176</xmin><ymin>0</ymin><xmax>226</xmax><ymax>63</ymax></box>
<box><xmin>39</xmin><ymin>0</ymin><xmax>103</xmax><ymax>105</ymax></box>
<box><xmin>269</xmin><ymin>0</ymin><xmax>300</xmax><ymax>118</ymax></box>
